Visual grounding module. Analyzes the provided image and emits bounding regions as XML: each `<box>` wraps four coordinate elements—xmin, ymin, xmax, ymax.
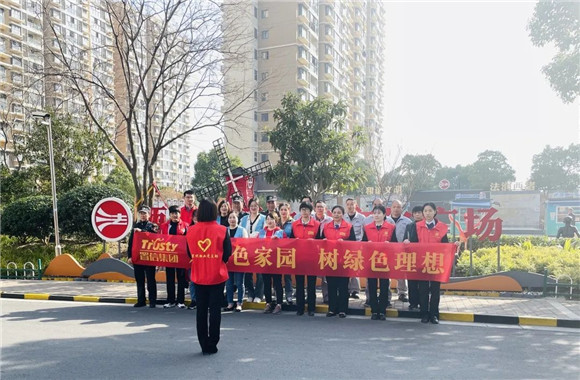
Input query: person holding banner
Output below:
<box><xmin>127</xmin><ymin>205</ymin><xmax>158</xmax><ymax>308</ymax></box>
<box><xmin>259</xmin><ymin>212</ymin><xmax>285</xmax><ymax>315</ymax></box>
<box><xmin>186</xmin><ymin>199</ymin><xmax>232</xmax><ymax>355</ymax></box>
<box><xmin>225</xmin><ymin>211</ymin><xmax>248</xmax><ymax>312</ymax></box>
<box><xmin>290</xmin><ymin>201</ymin><xmax>320</xmax><ymax>316</ymax></box>
<box><xmin>404</xmin><ymin>202</ymin><xmax>448</xmax><ymax>324</ymax></box>
<box><xmin>279</xmin><ymin>202</ymin><xmax>295</xmax><ymax>305</ymax></box>
<box><xmin>240</xmin><ymin>198</ymin><xmax>266</xmax><ymax>302</ymax></box>
<box><xmin>318</xmin><ymin>205</ymin><xmax>356</xmax><ymax>318</ymax></box>
<box><xmin>362</xmin><ymin>205</ymin><xmax>396</xmax><ymax>320</ymax></box>
<box><xmin>161</xmin><ymin>205</ymin><xmax>189</xmax><ymax>309</ymax></box>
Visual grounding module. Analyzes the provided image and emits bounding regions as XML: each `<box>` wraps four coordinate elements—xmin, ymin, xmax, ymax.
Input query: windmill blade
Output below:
<box><xmin>194</xmin><ymin>181</ymin><xmax>225</xmax><ymax>201</ymax></box>
<box><xmin>213</xmin><ymin>138</ymin><xmax>232</xmax><ymax>175</ymax></box>
<box><xmin>244</xmin><ymin>160</ymin><xmax>272</xmax><ymax>177</ymax></box>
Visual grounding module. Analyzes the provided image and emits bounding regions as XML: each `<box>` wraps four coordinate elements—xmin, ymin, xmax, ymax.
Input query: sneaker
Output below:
<box><xmin>187</xmin><ymin>301</ymin><xmax>197</xmax><ymax>310</ymax></box>
<box><xmin>235</xmin><ymin>305</ymin><xmax>242</xmax><ymax>312</ymax></box>
<box><xmin>163</xmin><ymin>303</ymin><xmax>176</xmax><ymax>309</ymax></box>
<box><xmin>263</xmin><ymin>304</ymin><xmax>273</xmax><ymax>314</ymax></box>
<box><xmin>326</xmin><ymin>312</ymin><xmax>336</xmax><ymax>317</ymax></box>
<box><xmin>273</xmin><ymin>304</ymin><xmax>282</xmax><ymax>314</ymax></box>
<box><xmin>350</xmin><ymin>292</ymin><xmax>360</xmax><ymax>299</ymax></box>
<box><xmin>408</xmin><ymin>304</ymin><xmax>419</xmax><ymax>311</ymax></box>
<box><xmin>378</xmin><ymin>313</ymin><xmax>386</xmax><ymax>321</ymax></box>
<box><xmin>338</xmin><ymin>312</ymin><xmax>346</xmax><ymax>318</ymax></box>
<box><xmin>308</xmin><ymin>311</ymin><xmax>315</xmax><ymax>316</ymax></box>
<box><xmin>286</xmin><ymin>296</ymin><xmax>294</xmax><ymax>305</ymax></box>
<box><xmin>398</xmin><ymin>294</ymin><xmax>409</xmax><ymax>302</ymax></box>
<box><xmin>296</xmin><ymin>310</ymin><xmax>304</xmax><ymax>316</ymax></box>
<box><xmin>177</xmin><ymin>303</ymin><xmax>186</xmax><ymax>309</ymax></box>
<box><xmin>371</xmin><ymin>313</ymin><xmax>378</xmax><ymax>320</ymax></box>
<box><xmin>133</xmin><ymin>302</ymin><xmax>146</xmax><ymax>308</ymax></box>
<box><xmin>421</xmin><ymin>315</ymin><xmax>429</xmax><ymax>323</ymax></box>
<box><xmin>430</xmin><ymin>316</ymin><xmax>439</xmax><ymax>324</ymax></box>
<box><xmin>253</xmin><ymin>297</ymin><xmax>262</xmax><ymax>303</ymax></box>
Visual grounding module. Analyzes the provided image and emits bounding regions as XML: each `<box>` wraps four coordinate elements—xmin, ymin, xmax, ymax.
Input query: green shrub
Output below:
<box><xmin>1</xmin><ymin>196</ymin><xmax>53</xmax><ymax>243</ymax></box>
<box><xmin>59</xmin><ymin>184</ymin><xmax>132</xmax><ymax>241</ymax></box>
<box><xmin>455</xmin><ymin>245</ymin><xmax>580</xmax><ymax>284</ymax></box>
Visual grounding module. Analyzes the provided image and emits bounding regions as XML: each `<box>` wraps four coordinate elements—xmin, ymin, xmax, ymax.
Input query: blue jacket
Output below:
<box><xmin>239</xmin><ymin>213</ymin><xmax>266</xmax><ymax>236</ymax></box>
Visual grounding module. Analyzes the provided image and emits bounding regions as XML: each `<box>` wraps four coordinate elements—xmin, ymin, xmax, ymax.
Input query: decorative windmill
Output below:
<box><xmin>194</xmin><ymin>139</ymin><xmax>271</xmax><ymax>205</ymax></box>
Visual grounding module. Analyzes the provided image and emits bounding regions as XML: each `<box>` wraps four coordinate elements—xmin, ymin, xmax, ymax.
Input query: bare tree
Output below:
<box><xmin>41</xmin><ymin>0</ymin><xmax>252</xmax><ymax>205</ymax></box>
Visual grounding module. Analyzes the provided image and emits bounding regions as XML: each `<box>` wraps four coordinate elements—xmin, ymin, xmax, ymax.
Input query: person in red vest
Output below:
<box><xmin>362</xmin><ymin>205</ymin><xmax>396</xmax><ymax>320</ymax></box>
<box><xmin>317</xmin><ymin>205</ymin><xmax>356</xmax><ymax>318</ymax></box>
<box><xmin>186</xmin><ymin>199</ymin><xmax>232</xmax><ymax>355</ymax></box>
<box><xmin>289</xmin><ymin>201</ymin><xmax>320</xmax><ymax>316</ymax></box>
<box><xmin>161</xmin><ymin>205</ymin><xmax>189</xmax><ymax>309</ymax></box>
<box><xmin>180</xmin><ymin>190</ymin><xmax>197</xmax><ymax>225</ymax></box>
<box><xmin>403</xmin><ymin>202</ymin><xmax>448</xmax><ymax>324</ymax></box>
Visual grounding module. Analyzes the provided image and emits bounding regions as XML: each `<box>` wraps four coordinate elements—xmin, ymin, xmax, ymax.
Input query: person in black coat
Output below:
<box><xmin>128</xmin><ymin>205</ymin><xmax>158</xmax><ymax>308</ymax></box>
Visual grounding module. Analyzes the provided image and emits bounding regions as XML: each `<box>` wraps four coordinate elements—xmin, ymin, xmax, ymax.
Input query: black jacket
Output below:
<box><xmin>127</xmin><ymin>220</ymin><xmax>156</xmax><ymax>259</ymax></box>
<box><xmin>403</xmin><ymin>220</ymin><xmax>449</xmax><ymax>243</ymax></box>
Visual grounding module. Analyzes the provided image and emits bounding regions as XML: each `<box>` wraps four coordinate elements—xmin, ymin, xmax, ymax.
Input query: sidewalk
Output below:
<box><xmin>1</xmin><ymin>279</ymin><xmax>579</xmax><ymax>328</ymax></box>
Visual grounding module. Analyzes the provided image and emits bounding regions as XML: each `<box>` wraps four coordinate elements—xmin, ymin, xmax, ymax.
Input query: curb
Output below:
<box><xmin>2</xmin><ymin>292</ymin><xmax>578</xmax><ymax>329</ymax></box>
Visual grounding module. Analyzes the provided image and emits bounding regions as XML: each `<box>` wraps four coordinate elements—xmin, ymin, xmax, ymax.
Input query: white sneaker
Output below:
<box><xmin>176</xmin><ymin>303</ymin><xmax>186</xmax><ymax>309</ymax></box>
<box><xmin>163</xmin><ymin>303</ymin><xmax>176</xmax><ymax>308</ymax></box>
<box><xmin>253</xmin><ymin>297</ymin><xmax>262</xmax><ymax>303</ymax></box>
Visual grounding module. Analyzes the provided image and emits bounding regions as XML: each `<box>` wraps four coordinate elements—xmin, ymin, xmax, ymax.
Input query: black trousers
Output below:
<box><xmin>418</xmin><ymin>280</ymin><xmax>440</xmax><ymax>318</ymax></box>
<box><xmin>327</xmin><ymin>276</ymin><xmax>349</xmax><ymax>314</ymax></box>
<box><xmin>244</xmin><ymin>273</ymin><xmax>264</xmax><ymax>299</ymax></box>
<box><xmin>408</xmin><ymin>279</ymin><xmax>420</xmax><ymax>307</ymax></box>
<box><xmin>367</xmin><ymin>278</ymin><xmax>390</xmax><ymax>314</ymax></box>
<box><xmin>195</xmin><ymin>282</ymin><xmax>225</xmax><ymax>352</ymax></box>
<box><xmin>134</xmin><ymin>264</ymin><xmax>156</xmax><ymax>305</ymax></box>
<box><xmin>263</xmin><ymin>273</ymin><xmax>283</xmax><ymax>305</ymax></box>
<box><xmin>295</xmin><ymin>275</ymin><xmax>317</xmax><ymax>313</ymax></box>
<box><xmin>166</xmin><ymin>267</ymin><xmax>187</xmax><ymax>304</ymax></box>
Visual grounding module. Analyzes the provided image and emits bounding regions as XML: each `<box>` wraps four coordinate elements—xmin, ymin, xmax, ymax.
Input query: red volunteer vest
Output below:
<box><xmin>160</xmin><ymin>220</ymin><xmax>188</xmax><ymax>235</ymax></box>
<box><xmin>416</xmin><ymin>220</ymin><xmax>448</xmax><ymax>243</ymax></box>
<box><xmin>291</xmin><ymin>218</ymin><xmax>320</xmax><ymax>239</ymax></box>
<box><xmin>363</xmin><ymin>222</ymin><xmax>396</xmax><ymax>242</ymax></box>
<box><xmin>323</xmin><ymin>220</ymin><xmax>352</xmax><ymax>241</ymax></box>
<box><xmin>180</xmin><ymin>205</ymin><xmax>197</xmax><ymax>225</ymax></box>
<box><xmin>186</xmin><ymin>221</ymin><xmax>229</xmax><ymax>285</ymax></box>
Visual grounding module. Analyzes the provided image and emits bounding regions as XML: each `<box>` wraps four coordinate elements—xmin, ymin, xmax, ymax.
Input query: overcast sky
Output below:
<box><xmin>192</xmin><ymin>1</ymin><xmax>578</xmax><ymax>185</ymax></box>
<box><xmin>382</xmin><ymin>0</ymin><xmax>578</xmax><ymax>184</ymax></box>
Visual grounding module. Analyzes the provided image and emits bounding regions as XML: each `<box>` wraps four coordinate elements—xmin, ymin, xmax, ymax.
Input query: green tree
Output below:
<box><xmin>385</xmin><ymin>154</ymin><xmax>441</xmax><ymax>205</ymax></box>
<box><xmin>23</xmin><ymin>112</ymin><xmax>109</xmax><ymax>194</ymax></box>
<box><xmin>266</xmin><ymin>93</ymin><xmax>367</xmax><ymax>201</ymax></box>
<box><xmin>527</xmin><ymin>1</ymin><xmax>580</xmax><ymax>103</ymax></box>
<box><xmin>104</xmin><ymin>165</ymin><xmax>136</xmax><ymax>198</ymax></box>
<box><xmin>434</xmin><ymin>165</ymin><xmax>471</xmax><ymax>189</ymax></box>
<box><xmin>191</xmin><ymin>148</ymin><xmax>243</xmax><ymax>198</ymax></box>
<box><xmin>467</xmin><ymin>150</ymin><xmax>515</xmax><ymax>190</ymax></box>
<box><xmin>0</xmin><ymin>165</ymin><xmax>44</xmax><ymax>207</ymax></box>
<box><xmin>530</xmin><ymin>144</ymin><xmax>580</xmax><ymax>191</ymax></box>
<box><xmin>1</xmin><ymin>195</ymin><xmax>53</xmax><ymax>243</ymax></box>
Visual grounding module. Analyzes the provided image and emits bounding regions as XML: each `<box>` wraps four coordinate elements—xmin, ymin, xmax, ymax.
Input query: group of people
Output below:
<box><xmin>128</xmin><ymin>190</ymin><xmax>454</xmax><ymax>354</ymax></box>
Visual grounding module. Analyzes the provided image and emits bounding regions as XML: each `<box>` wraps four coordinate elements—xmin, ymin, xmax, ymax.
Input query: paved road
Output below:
<box><xmin>2</xmin><ymin>299</ymin><xmax>579</xmax><ymax>379</ymax></box>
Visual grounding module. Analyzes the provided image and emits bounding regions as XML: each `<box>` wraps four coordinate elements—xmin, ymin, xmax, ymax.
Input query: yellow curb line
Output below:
<box><xmin>24</xmin><ymin>293</ymin><xmax>50</xmax><ymax>300</ymax></box>
<box><xmin>440</xmin><ymin>312</ymin><xmax>475</xmax><ymax>322</ymax></box>
<box><xmin>73</xmin><ymin>295</ymin><xmax>100</xmax><ymax>302</ymax></box>
<box><xmin>519</xmin><ymin>316</ymin><xmax>557</xmax><ymax>327</ymax></box>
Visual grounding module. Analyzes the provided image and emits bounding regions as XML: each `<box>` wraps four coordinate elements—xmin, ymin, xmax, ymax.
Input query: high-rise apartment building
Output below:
<box><xmin>0</xmin><ymin>0</ymin><xmax>192</xmax><ymax>191</ymax></box>
<box><xmin>223</xmin><ymin>0</ymin><xmax>385</xmax><ymax>170</ymax></box>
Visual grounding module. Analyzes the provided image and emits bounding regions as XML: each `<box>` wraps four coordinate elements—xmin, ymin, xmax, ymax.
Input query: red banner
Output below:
<box><xmin>131</xmin><ymin>232</ymin><xmax>189</xmax><ymax>269</ymax></box>
<box><xmin>131</xmin><ymin>232</ymin><xmax>456</xmax><ymax>282</ymax></box>
<box><xmin>229</xmin><ymin>239</ymin><xmax>455</xmax><ymax>282</ymax></box>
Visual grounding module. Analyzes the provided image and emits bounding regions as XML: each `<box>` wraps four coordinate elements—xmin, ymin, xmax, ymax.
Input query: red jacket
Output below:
<box><xmin>291</xmin><ymin>218</ymin><xmax>320</xmax><ymax>239</ymax></box>
<box><xmin>416</xmin><ymin>220</ymin><xmax>449</xmax><ymax>243</ymax></box>
<box><xmin>322</xmin><ymin>219</ymin><xmax>354</xmax><ymax>241</ymax></box>
<box><xmin>160</xmin><ymin>220</ymin><xmax>188</xmax><ymax>235</ymax></box>
<box><xmin>363</xmin><ymin>222</ymin><xmax>396</xmax><ymax>242</ymax></box>
<box><xmin>186</xmin><ymin>221</ymin><xmax>229</xmax><ymax>285</ymax></box>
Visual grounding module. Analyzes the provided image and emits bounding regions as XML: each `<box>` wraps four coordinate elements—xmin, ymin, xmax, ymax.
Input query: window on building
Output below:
<box><xmin>261</xmin><ymin>92</ymin><xmax>268</xmax><ymax>101</ymax></box>
<box><xmin>254</xmin><ymin>111</ymin><xmax>258</xmax><ymax>121</ymax></box>
<box><xmin>261</xmin><ymin>72</ymin><xmax>268</xmax><ymax>81</ymax></box>
<box><xmin>254</xmin><ymin>6</ymin><xmax>258</xmax><ymax>18</ymax></box>
<box><xmin>11</xmin><ymin>73</ymin><xmax>22</xmax><ymax>83</ymax></box>
<box><xmin>11</xmin><ymin>57</ymin><xmax>22</xmax><ymax>67</ymax></box>
<box><xmin>325</xmin><ymin>5</ymin><xmax>332</xmax><ymax>16</ymax></box>
<box><xmin>254</xmin><ymin>69</ymin><xmax>258</xmax><ymax>81</ymax></box>
<box><xmin>254</xmin><ymin>49</ymin><xmax>258</xmax><ymax>60</ymax></box>
<box><xmin>0</xmin><ymin>66</ymin><xmax>5</xmax><ymax>81</ymax></box>
<box><xmin>254</xmin><ymin>152</ymin><xmax>258</xmax><ymax>162</ymax></box>
<box><xmin>254</xmin><ymin>28</ymin><xmax>257</xmax><ymax>38</ymax></box>
<box><xmin>261</xmin><ymin>113</ymin><xmax>268</xmax><ymax>122</ymax></box>
<box><xmin>261</xmin><ymin>9</ymin><xmax>268</xmax><ymax>18</ymax></box>
<box><xmin>261</xmin><ymin>133</ymin><xmax>269</xmax><ymax>142</ymax></box>
<box><xmin>11</xmin><ymin>24</ymin><xmax>21</xmax><ymax>36</ymax></box>
<box><xmin>0</xmin><ymin>95</ymin><xmax>7</xmax><ymax>111</ymax></box>
<box><xmin>0</xmin><ymin>9</ymin><xmax>4</xmax><ymax>23</ymax></box>
<box><xmin>298</xmin><ymin>4</ymin><xmax>305</xmax><ymax>16</ymax></box>
<box><xmin>261</xmin><ymin>153</ymin><xmax>269</xmax><ymax>162</ymax></box>
<box><xmin>261</xmin><ymin>51</ymin><xmax>269</xmax><ymax>59</ymax></box>
<box><xmin>254</xmin><ymin>132</ymin><xmax>258</xmax><ymax>142</ymax></box>
<box><xmin>262</xmin><ymin>30</ymin><xmax>269</xmax><ymax>39</ymax></box>
<box><xmin>11</xmin><ymin>9</ymin><xmax>21</xmax><ymax>20</ymax></box>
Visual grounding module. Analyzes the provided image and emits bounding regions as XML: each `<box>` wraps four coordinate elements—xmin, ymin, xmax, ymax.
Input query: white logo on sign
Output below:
<box><xmin>95</xmin><ymin>208</ymin><xmax>128</xmax><ymax>231</ymax></box>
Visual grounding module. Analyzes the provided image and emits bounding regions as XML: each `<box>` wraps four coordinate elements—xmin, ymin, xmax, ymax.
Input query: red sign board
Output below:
<box><xmin>439</xmin><ymin>179</ymin><xmax>450</xmax><ymax>190</ymax></box>
<box><xmin>91</xmin><ymin>197</ymin><xmax>133</xmax><ymax>242</ymax></box>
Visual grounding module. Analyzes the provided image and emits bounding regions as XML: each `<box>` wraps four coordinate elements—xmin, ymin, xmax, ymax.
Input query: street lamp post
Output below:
<box><xmin>31</xmin><ymin>112</ymin><xmax>61</xmax><ymax>256</ymax></box>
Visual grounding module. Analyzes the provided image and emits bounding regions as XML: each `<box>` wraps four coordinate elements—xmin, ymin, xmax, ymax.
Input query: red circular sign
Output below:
<box><xmin>91</xmin><ymin>197</ymin><xmax>133</xmax><ymax>242</ymax></box>
<box><xmin>439</xmin><ymin>179</ymin><xmax>451</xmax><ymax>190</ymax></box>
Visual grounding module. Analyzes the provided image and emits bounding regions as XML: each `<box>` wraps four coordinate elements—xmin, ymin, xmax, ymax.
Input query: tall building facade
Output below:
<box><xmin>223</xmin><ymin>0</ymin><xmax>385</xmax><ymax>169</ymax></box>
<box><xmin>0</xmin><ymin>0</ymin><xmax>192</xmax><ymax>191</ymax></box>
